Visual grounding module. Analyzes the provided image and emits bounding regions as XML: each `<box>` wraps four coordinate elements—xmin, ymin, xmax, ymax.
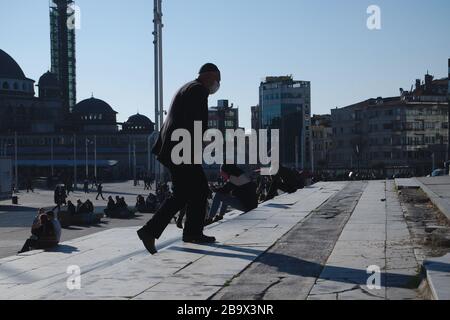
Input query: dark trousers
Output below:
<box><xmin>20</xmin><ymin>238</ymin><xmax>57</xmax><ymax>253</ymax></box>
<box><xmin>144</xmin><ymin>164</ymin><xmax>209</xmax><ymax>239</ymax></box>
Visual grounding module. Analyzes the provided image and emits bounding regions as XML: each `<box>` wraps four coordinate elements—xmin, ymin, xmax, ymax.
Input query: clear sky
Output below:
<box><xmin>1</xmin><ymin>0</ymin><xmax>449</xmax><ymax>129</ymax></box>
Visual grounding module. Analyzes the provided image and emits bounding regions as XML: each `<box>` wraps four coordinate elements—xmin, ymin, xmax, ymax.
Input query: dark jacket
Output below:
<box><xmin>152</xmin><ymin>79</ymin><xmax>209</xmax><ymax>167</ymax></box>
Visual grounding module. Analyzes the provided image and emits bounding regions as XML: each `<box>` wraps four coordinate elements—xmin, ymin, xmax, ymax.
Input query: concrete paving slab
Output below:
<box><xmin>307</xmin><ymin>181</ymin><xmax>420</xmax><ymax>300</ymax></box>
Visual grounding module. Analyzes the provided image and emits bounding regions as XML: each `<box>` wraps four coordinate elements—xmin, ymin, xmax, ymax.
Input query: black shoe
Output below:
<box><xmin>137</xmin><ymin>227</ymin><xmax>157</xmax><ymax>255</ymax></box>
<box><xmin>183</xmin><ymin>234</ymin><xmax>216</xmax><ymax>244</ymax></box>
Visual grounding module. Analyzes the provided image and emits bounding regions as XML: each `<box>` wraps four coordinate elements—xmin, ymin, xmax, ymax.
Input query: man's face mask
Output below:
<box><xmin>209</xmin><ymin>80</ymin><xmax>220</xmax><ymax>95</ymax></box>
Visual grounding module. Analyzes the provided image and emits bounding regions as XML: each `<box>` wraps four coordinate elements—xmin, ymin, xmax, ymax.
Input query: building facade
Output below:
<box><xmin>251</xmin><ymin>105</ymin><xmax>260</xmax><ymax>131</ymax></box>
<box><xmin>0</xmin><ymin>47</ymin><xmax>156</xmax><ymax>186</ymax></box>
<box><xmin>330</xmin><ymin>73</ymin><xmax>449</xmax><ymax>177</ymax></box>
<box><xmin>311</xmin><ymin>114</ymin><xmax>333</xmax><ymax>171</ymax></box>
<box><xmin>208</xmin><ymin>99</ymin><xmax>239</xmax><ymax>133</ymax></box>
<box><xmin>259</xmin><ymin>76</ymin><xmax>311</xmax><ymax>169</ymax></box>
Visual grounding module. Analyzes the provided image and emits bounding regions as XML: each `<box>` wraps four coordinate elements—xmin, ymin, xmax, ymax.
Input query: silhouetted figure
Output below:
<box><xmin>26</xmin><ymin>177</ymin><xmax>34</xmax><ymax>193</ymax></box>
<box><xmin>265</xmin><ymin>166</ymin><xmax>303</xmax><ymax>201</ymax></box>
<box><xmin>53</xmin><ymin>185</ymin><xmax>67</xmax><ymax>212</ymax></box>
<box><xmin>96</xmin><ymin>183</ymin><xmax>105</xmax><ymax>200</ymax></box>
<box><xmin>67</xmin><ymin>200</ymin><xmax>76</xmax><ymax>216</ymax></box>
<box><xmin>83</xmin><ymin>180</ymin><xmax>89</xmax><ymax>194</ymax></box>
<box><xmin>137</xmin><ymin>63</ymin><xmax>221</xmax><ymax>255</ymax></box>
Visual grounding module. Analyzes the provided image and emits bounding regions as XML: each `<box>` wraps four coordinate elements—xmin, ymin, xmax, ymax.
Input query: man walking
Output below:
<box><xmin>96</xmin><ymin>183</ymin><xmax>105</xmax><ymax>200</ymax></box>
<box><xmin>137</xmin><ymin>63</ymin><xmax>221</xmax><ymax>255</ymax></box>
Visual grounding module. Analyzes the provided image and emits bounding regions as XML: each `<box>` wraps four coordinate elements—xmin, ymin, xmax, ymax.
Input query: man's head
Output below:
<box><xmin>198</xmin><ymin>63</ymin><xmax>221</xmax><ymax>95</ymax></box>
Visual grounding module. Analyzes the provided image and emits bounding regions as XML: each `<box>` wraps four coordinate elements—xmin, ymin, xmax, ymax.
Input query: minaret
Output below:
<box><xmin>50</xmin><ymin>0</ymin><xmax>77</xmax><ymax>115</ymax></box>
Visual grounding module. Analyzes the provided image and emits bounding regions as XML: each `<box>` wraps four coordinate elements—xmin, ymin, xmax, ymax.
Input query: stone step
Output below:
<box><xmin>0</xmin><ymin>182</ymin><xmax>346</xmax><ymax>300</ymax></box>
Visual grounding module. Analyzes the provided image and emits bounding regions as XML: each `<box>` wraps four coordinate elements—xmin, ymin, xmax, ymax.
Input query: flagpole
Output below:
<box><xmin>73</xmin><ymin>133</ymin><xmax>77</xmax><ymax>190</ymax></box>
<box><xmin>14</xmin><ymin>132</ymin><xmax>18</xmax><ymax>190</ymax></box>
<box><xmin>50</xmin><ymin>137</ymin><xmax>54</xmax><ymax>177</ymax></box>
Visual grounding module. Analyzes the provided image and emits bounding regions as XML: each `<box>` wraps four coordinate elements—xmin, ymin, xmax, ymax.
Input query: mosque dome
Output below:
<box><xmin>38</xmin><ymin>71</ymin><xmax>58</xmax><ymax>87</ymax></box>
<box><xmin>73</xmin><ymin>97</ymin><xmax>117</xmax><ymax>115</ymax></box>
<box><xmin>0</xmin><ymin>49</ymin><xmax>26</xmax><ymax>79</ymax></box>
<box><xmin>123</xmin><ymin>113</ymin><xmax>154</xmax><ymax>133</ymax></box>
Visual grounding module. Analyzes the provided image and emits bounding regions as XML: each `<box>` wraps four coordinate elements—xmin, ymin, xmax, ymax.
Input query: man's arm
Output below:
<box><xmin>188</xmin><ymin>85</ymin><xmax>209</xmax><ymax>133</ymax></box>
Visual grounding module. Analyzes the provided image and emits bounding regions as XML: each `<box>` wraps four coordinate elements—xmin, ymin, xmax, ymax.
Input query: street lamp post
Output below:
<box><xmin>14</xmin><ymin>132</ymin><xmax>18</xmax><ymax>190</ymax></box>
<box><xmin>94</xmin><ymin>135</ymin><xmax>97</xmax><ymax>179</ymax></box>
<box><xmin>133</xmin><ymin>141</ymin><xmax>137</xmax><ymax>184</ymax></box>
<box><xmin>153</xmin><ymin>0</ymin><xmax>164</xmax><ymax>183</ymax></box>
<box><xmin>50</xmin><ymin>137</ymin><xmax>54</xmax><ymax>177</ymax></box>
<box><xmin>447</xmin><ymin>58</ymin><xmax>450</xmax><ymax>173</ymax></box>
<box><xmin>73</xmin><ymin>133</ymin><xmax>77</xmax><ymax>190</ymax></box>
<box><xmin>85</xmin><ymin>138</ymin><xmax>89</xmax><ymax>179</ymax></box>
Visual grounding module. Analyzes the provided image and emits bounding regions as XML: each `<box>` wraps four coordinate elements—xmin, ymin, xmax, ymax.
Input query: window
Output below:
<box><xmin>2</xmin><ymin>82</ymin><xmax>9</xmax><ymax>90</ymax></box>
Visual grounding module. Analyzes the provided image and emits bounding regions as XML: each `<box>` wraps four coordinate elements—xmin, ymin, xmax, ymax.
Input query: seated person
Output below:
<box><xmin>85</xmin><ymin>199</ymin><xmax>94</xmax><ymax>213</ymax></box>
<box><xmin>115</xmin><ymin>196</ymin><xmax>123</xmax><ymax>208</ymax></box>
<box><xmin>206</xmin><ymin>164</ymin><xmax>258</xmax><ymax>225</ymax></box>
<box><xmin>144</xmin><ymin>193</ymin><xmax>157</xmax><ymax>212</ymax></box>
<box><xmin>67</xmin><ymin>200</ymin><xmax>76</xmax><ymax>216</ymax></box>
<box><xmin>120</xmin><ymin>197</ymin><xmax>128</xmax><ymax>208</ymax></box>
<box><xmin>265</xmin><ymin>165</ymin><xmax>302</xmax><ymax>201</ymax></box>
<box><xmin>135</xmin><ymin>195</ymin><xmax>146</xmax><ymax>212</ymax></box>
<box><xmin>76</xmin><ymin>200</ymin><xmax>84</xmax><ymax>214</ymax></box>
<box><xmin>18</xmin><ymin>212</ymin><xmax>59</xmax><ymax>254</ymax></box>
<box><xmin>47</xmin><ymin>211</ymin><xmax>62</xmax><ymax>244</ymax></box>
<box><xmin>104</xmin><ymin>196</ymin><xmax>116</xmax><ymax>216</ymax></box>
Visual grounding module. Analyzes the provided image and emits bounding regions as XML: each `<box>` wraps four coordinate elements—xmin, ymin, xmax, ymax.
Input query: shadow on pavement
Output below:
<box><xmin>0</xmin><ymin>205</ymin><xmax>39</xmax><ymax>212</ymax></box>
<box><xmin>46</xmin><ymin>245</ymin><xmax>79</xmax><ymax>254</ymax></box>
<box><xmin>169</xmin><ymin>244</ymin><xmax>425</xmax><ymax>289</ymax></box>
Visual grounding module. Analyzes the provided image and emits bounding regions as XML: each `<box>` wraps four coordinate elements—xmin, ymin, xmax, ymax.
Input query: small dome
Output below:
<box><xmin>126</xmin><ymin>113</ymin><xmax>154</xmax><ymax>126</ymax></box>
<box><xmin>38</xmin><ymin>71</ymin><xmax>58</xmax><ymax>87</ymax></box>
<box><xmin>0</xmin><ymin>49</ymin><xmax>26</xmax><ymax>79</ymax></box>
<box><xmin>73</xmin><ymin>97</ymin><xmax>117</xmax><ymax>115</ymax></box>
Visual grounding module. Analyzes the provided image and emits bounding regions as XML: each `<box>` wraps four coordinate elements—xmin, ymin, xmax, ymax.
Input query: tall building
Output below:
<box><xmin>50</xmin><ymin>0</ymin><xmax>77</xmax><ymax>114</ymax></box>
<box><xmin>208</xmin><ymin>99</ymin><xmax>239</xmax><ymax>133</ymax></box>
<box><xmin>330</xmin><ymin>73</ymin><xmax>449</xmax><ymax>176</ymax></box>
<box><xmin>259</xmin><ymin>76</ymin><xmax>311</xmax><ymax>169</ymax></box>
<box><xmin>251</xmin><ymin>105</ymin><xmax>260</xmax><ymax>131</ymax></box>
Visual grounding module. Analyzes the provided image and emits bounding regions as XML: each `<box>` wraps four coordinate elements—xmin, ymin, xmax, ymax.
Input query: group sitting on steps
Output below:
<box><xmin>104</xmin><ymin>196</ymin><xmax>134</xmax><ymax>218</ymax></box>
<box><xmin>18</xmin><ymin>208</ymin><xmax>62</xmax><ymax>254</ymax></box>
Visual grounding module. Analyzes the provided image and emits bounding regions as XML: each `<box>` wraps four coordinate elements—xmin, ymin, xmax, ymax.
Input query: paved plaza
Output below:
<box><xmin>0</xmin><ymin>181</ymin><xmax>154</xmax><ymax>259</ymax></box>
<box><xmin>0</xmin><ymin>180</ymin><xmax>449</xmax><ymax>300</ymax></box>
